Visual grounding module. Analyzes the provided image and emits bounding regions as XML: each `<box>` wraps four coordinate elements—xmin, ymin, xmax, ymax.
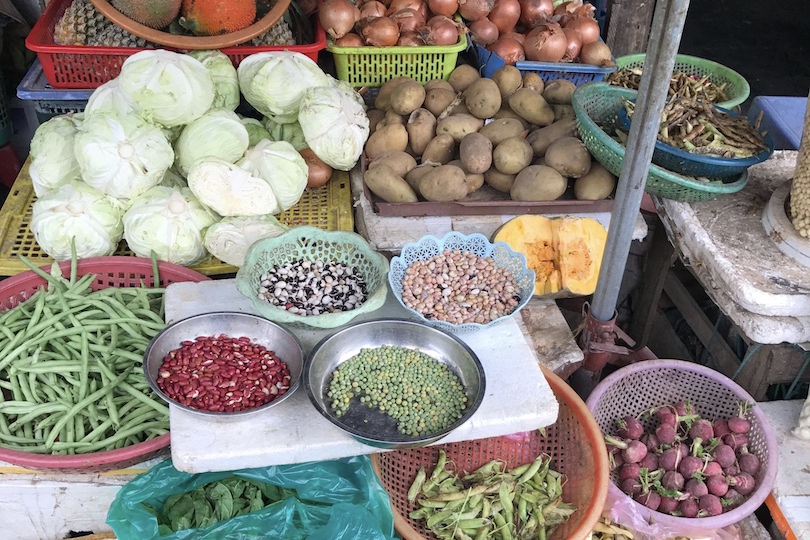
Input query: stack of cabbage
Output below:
<box><xmin>28</xmin><ymin>50</ymin><xmax>370</xmax><ymax>267</ymax></box>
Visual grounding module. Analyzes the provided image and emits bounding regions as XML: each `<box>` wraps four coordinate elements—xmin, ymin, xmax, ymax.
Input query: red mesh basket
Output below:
<box><xmin>371</xmin><ymin>367</ymin><xmax>609</xmax><ymax>540</ymax></box>
<box><xmin>25</xmin><ymin>0</ymin><xmax>327</xmax><ymax>89</ymax></box>
<box><xmin>0</xmin><ymin>256</ymin><xmax>210</xmax><ymax>472</ymax></box>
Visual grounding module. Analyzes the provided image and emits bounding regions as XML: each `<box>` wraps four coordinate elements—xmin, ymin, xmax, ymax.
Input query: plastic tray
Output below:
<box><xmin>25</xmin><ymin>0</ymin><xmax>327</xmax><ymax>89</ymax></box>
<box><xmin>0</xmin><ymin>160</ymin><xmax>354</xmax><ymax>277</ymax></box>
<box><xmin>372</xmin><ymin>366</ymin><xmax>609</xmax><ymax>540</ymax></box>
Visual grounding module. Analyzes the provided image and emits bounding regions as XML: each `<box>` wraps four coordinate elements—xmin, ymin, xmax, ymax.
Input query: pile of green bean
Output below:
<box><xmin>0</xmin><ymin>256</ymin><xmax>170</xmax><ymax>455</ymax></box>
<box><xmin>408</xmin><ymin>450</ymin><xmax>577</xmax><ymax>540</ymax></box>
<box><xmin>327</xmin><ymin>345</ymin><xmax>468</xmax><ymax>437</ymax></box>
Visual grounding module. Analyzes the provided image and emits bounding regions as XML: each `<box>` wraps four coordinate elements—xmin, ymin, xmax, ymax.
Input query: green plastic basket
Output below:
<box><xmin>328</xmin><ymin>33</ymin><xmax>468</xmax><ymax>88</ymax></box>
<box><xmin>572</xmin><ymin>82</ymin><xmax>749</xmax><ymax>203</ymax></box>
<box><xmin>612</xmin><ymin>54</ymin><xmax>750</xmax><ymax>109</ymax></box>
<box><xmin>235</xmin><ymin>226</ymin><xmax>390</xmax><ymax>329</ymax></box>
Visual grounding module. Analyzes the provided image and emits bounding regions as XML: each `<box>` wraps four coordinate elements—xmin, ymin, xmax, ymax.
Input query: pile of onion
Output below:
<box><xmin>323</xmin><ymin>0</ymin><xmax>468</xmax><ymax>47</ymax></box>
<box><xmin>473</xmin><ymin>0</ymin><xmax>613</xmax><ymax>66</ymax></box>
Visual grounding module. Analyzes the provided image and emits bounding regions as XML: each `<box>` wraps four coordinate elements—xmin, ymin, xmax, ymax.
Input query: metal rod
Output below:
<box><xmin>589</xmin><ymin>0</ymin><xmax>692</xmax><ymax>323</ymax></box>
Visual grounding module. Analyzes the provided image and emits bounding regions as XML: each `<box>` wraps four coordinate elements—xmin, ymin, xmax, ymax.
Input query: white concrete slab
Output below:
<box><xmin>164</xmin><ymin>279</ymin><xmax>560</xmax><ymax>473</ymax></box>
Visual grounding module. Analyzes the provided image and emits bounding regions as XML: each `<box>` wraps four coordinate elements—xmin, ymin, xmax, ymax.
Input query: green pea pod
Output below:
<box><xmin>427</xmin><ymin>509</ymin><xmax>454</xmax><ymax>529</ymax></box>
<box><xmin>408</xmin><ymin>469</ymin><xmax>427</xmax><ymax>503</ymax></box>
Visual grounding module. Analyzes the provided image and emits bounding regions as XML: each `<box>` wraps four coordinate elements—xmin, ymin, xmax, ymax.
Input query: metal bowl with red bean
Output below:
<box><xmin>143</xmin><ymin>312</ymin><xmax>304</xmax><ymax>418</ymax></box>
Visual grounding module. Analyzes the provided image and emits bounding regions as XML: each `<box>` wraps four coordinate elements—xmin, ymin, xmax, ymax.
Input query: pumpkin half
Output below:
<box><xmin>493</xmin><ymin>215</ymin><xmax>607</xmax><ymax>297</ymax></box>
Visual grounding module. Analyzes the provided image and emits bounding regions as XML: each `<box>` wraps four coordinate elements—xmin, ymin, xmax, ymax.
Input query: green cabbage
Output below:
<box><xmin>187</xmin><ymin>157</ymin><xmax>281</xmax><ymax>216</ymax></box>
<box><xmin>74</xmin><ymin>112</ymin><xmax>174</xmax><ymax>201</ymax></box>
<box><xmin>31</xmin><ymin>180</ymin><xmax>125</xmax><ymax>261</ymax></box>
<box><xmin>237</xmin><ymin>51</ymin><xmax>331</xmax><ymax>123</ymax></box>
<box><xmin>237</xmin><ymin>140</ymin><xmax>308</xmax><ymax>212</ymax></box>
<box><xmin>203</xmin><ymin>215</ymin><xmax>288</xmax><ymax>267</ymax></box>
<box><xmin>84</xmin><ymin>79</ymin><xmax>137</xmax><ymax>118</ymax></box>
<box><xmin>123</xmin><ymin>186</ymin><xmax>219</xmax><ymax>266</ymax></box>
<box><xmin>118</xmin><ymin>50</ymin><xmax>215</xmax><ymax>128</ymax></box>
<box><xmin>240</xmin><ymin>117</ymin><xmax>271</xmax><ymax>147</ymax></box>
<box><xmin>174</xmin><ymin>108</ymin><xmax>250</xmax><ymax>176</ymax></box>
<box><xmin>28</xmin><ymin>114</ymin><xmax>82</xmax><ymax>197</ymax></box>
<box><xmin>264</xmin><ymin>117</ymin><xmax>307</xmax><ymax>151</ymax></box>
<box><xmin>189</xmin><ymin>50</ymin><xmax>240</xmax><ymax>111</ymax></box>
<box><xmin>160</xmin><ymin>168</ymin><xmax>187</xmax><ymax>189</ymax></box>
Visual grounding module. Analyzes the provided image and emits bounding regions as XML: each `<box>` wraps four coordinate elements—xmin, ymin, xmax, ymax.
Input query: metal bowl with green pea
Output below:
<box><xmin>304</xmin><ymin>319</ymin><xmax>486</xmax><ymax>449</ymax></box>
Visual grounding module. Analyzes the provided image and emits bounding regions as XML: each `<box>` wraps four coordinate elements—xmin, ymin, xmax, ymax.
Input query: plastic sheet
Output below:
<box><xmin>107</xmin><ymin>456</ymin><xmax>395</xmax><ymax>540</ymax></box>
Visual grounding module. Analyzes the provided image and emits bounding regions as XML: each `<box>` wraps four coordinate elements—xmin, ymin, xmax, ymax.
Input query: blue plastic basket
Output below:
<box><xmin>618</xmin><ymin>101</ymin><xmax>774</xmax><ymax>178</ymax></box>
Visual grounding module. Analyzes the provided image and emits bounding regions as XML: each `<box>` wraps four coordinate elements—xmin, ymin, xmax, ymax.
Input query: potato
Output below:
<box><xmin>478</xmin><ymin>118</ymin><xmax>525</xmax><ymax>145</ymax></box>
<box><xmin>436</xmin><ymin>114</ymin><xmax>485</xmax><ymax>142</ymax></box>
<box><xmin>367</xmin><ymin>108</ymin><xmax>386</xmax><ymax>135</ymax></box>
<box><xmin>525</xmin><ymin>118</ymin><xmax>577</xmax><ymax>156</ymax></box>
<box><xmin>419</xmin><ymin>165</ymin><xmax>468</xmax><ymax>201</ymax></box>
<box><xmin>510</xmin><ymin>165</ymin><xmax>567</xmax><ymax>201</ymax></box>
<box><xmin>424</xmin><ymin>87</ymin><xmax>458</xmax><ymax>117</ymax></box>
<box><xmin>425</xmin><ymin>78</ymin><xmax>454</xmax><ymax>92</ymax></box>
<box><xmin>484</xmin><ymin>167</ymin><xmax>517</xmax><ymax>193</ymax></box>
<box><xmin>448</xmin><ymin>64</ymin><xmax>480</xmax><ymax>93</ymax></box>
<box><xmin>493</xmin><ymin>108</ymin><xmax>532</xmax><ymax>130</ymax></box>
<box><xmin>406</xmin><ymin>108</ymin><xmax>437</xmax><ymax>156</ymax></box>
<box><xmin>375</xmin><ymin>76</ymin><xmax>413</xmax><ymax>111</ymax></box>
<box><xmin>405</xmin><ymin>163</ymin><xmax>438</xmax><ymax>193</ymax></box>
<box><xmin>448</xmin><ymin>159</ymin><xmax>485</xmax><ymax>193</ymax></box>
<box><xmin>542</xmin><ymin>79</ymin><xmax>577</xmax><ymax>105</ymax></box>
<box><xmin>365</xmin><ymin>123</ymin><xmax>408</xmax><ymax>160</ymax></box>
<box><xmin>522</xmin><ymin>72</ymin><xmax>545</xmax><ymax>93</ymax></box>
<box><xmin>574</xmin><ymin>162</ymin><xmax>617</xmax><ymax>200</ymax></box>
<box><xmin>464</xmin><ymin>78</ymin><xmax>502</xmax><ymax>120</ymax></box>
<box><xmin>492</xmin><ymin>65</ymin><xmax>523</xmax><ymax>98</ymax></box>
<box><xmin>508</xmin><ymin>88</ymin><xmax>555</xmax><ymax>127</ymax></box>
<box><xmin>364</xmin><ymin>164</ymin><xmax>419</xmax><ymax>203</ymax></box>
<box><xmin>493</xmin><ymin>137</ymin><xmax>533</xmax><ymax>175</ymax></box>
<box><xmin>421</xmin><ymin>133</ymin><xmax>456</xmax><ymax>164</ymax></box>
<box><xmin>551</xmin><ymin>104</ymin><xmax>575</xmax><ymax>121</ymax></box>
<box><xmin>390</xmin><ymin>79</ymin><xmax>427</xmax><ymax>115</ymax></box>
<box><xmin>368</xmin><ymin>150</ymin><xmax>417</xmax><ymax>177</ymax></box>
<box><xmin>545</xmin><ymin>136</ymin><xmax>591</xmax><ymax>178</ymax></box>
<box><xmin>450</xmin><ymin>100</ymin><xmax>470</xmax><ymax>116</ymax></box>
<box><xmin>379</xmin><ymin>109</ymin><xmax>405</xmax><ymax>127</ymax></box>
<box><xmin>459</xmin><ymin>132</ymin><xmax>493</xmax><ymax>174</ymax></box>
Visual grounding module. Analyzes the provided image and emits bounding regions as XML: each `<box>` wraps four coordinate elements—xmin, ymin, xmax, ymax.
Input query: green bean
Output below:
<box><xmin>75</xmin><ymin>421</ymin><xmax>167</xmax><ymax>454</ymax></box>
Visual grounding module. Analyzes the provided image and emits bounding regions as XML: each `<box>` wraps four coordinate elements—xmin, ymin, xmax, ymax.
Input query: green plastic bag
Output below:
<box><xmin>106</xmin><ymin>456</ymin><xmax>396</xmax><ymax>540</ymax></box>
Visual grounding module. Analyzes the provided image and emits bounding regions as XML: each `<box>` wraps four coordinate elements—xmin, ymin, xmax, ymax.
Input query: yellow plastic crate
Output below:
<box><xmin>0</xmin><ymin>160</ymin><xmax>354</xmax><ymax>277</ymax></box>
<box><xmin>328</xmin><ymin>33</ymin><xmax>468</xmax><ymax>87</ymax></box>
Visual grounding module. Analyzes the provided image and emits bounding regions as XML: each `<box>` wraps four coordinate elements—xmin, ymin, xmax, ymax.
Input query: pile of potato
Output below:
<box><xmin>362</xmin><ymin>64</ymin><xmax>617</xmax><ymax>204</ymax></box>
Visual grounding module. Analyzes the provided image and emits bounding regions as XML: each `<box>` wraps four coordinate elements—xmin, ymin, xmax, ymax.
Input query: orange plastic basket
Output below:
<box><xmin>371</xmin><ymin>367</ymin><xmax>609</xmax><ymax>540</ymax></box>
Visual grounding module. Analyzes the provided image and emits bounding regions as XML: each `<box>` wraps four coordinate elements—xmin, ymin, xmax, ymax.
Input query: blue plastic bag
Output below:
<box><xmin>106</xmin><ymin>456</ymin><xmax>396</xmax><ymax>540</ymax></box>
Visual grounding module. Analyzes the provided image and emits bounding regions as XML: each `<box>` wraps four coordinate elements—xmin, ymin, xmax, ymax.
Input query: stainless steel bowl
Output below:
<box><xmin>143</xmin><ymin>312</ymin><xmax>304</xmax><ymax>418</ymax></box>
<box><xmin>304</xmin><ymin>319</ymin><xmax>486</xmax><ymax>448</ymax></box>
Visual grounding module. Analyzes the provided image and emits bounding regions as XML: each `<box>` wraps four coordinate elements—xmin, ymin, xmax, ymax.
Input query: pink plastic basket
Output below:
<box><xmin>0</xmin><ymin>256</ymin><xmax>210</xmax><ymax>472</ymax></box>
<box><xmin>585</xmin><ymin>359</ymin><xmax>778</xmax><ymax>532</ymax></box>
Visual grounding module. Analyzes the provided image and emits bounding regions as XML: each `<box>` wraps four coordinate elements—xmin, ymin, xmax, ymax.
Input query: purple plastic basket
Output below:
<box><xmin>585</xmin><ymin>359</ymin><xmax>778</xmax><ymax>531</ymax></box>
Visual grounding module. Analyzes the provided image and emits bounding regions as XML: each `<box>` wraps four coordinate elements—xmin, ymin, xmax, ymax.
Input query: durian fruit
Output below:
<box><xmin>53</xmin><ymin>0</ymin><xmax>112</xmax><ymax>45</ymax></box>
<box><xmin>249</xmin><ymin>18</ymin><xmax>296</xmax><ymax>46</ymax></box>
<box><xmin>179</xmin><ymin>0</ymin><xmax>257</xmax><ymax>36</ymax></box>
<box><xmin>110</xmin><ymin>0</ymin><xmax>181</xmax><ymax>29</ymax></box>
<box><xmin>87</xmin><ymin>24</ymin><xmax>155</xmax><ymax>47</ymax></box>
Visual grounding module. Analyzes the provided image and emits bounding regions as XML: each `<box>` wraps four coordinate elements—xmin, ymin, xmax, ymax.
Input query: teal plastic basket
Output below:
<box><xmin>572</xmin><ymin>83</ymin><xmax>749</xmax><ymax>203</ymax></box>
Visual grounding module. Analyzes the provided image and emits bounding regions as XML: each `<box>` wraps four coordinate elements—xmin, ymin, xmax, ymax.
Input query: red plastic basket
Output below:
<box><xmin>0</xmin><ymin>256</ymin><xmax>210</xmax><ymax>472</ymax></box>
<box><xmin>371</xmin><ymin>367</ymin><xmax>609</xmax><ymax>540</ymax></box>
<box><xmin>26</xmin><ymin>0</ymin><xmax>327</xmax><ymax>89</ymax></box>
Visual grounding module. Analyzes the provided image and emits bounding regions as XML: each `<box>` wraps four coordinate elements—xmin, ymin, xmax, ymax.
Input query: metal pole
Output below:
<box><xmin>589</xmin><ymin>0</ymin><xmax>692</xmax><ymax>323</ymax></box>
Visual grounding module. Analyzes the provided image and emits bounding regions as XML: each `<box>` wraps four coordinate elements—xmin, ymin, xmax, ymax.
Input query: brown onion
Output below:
<box><xmin>320</xmin><ymin>0</ymin><xmax>361</xmax><ymax>40</ymax></box>
<box><xmin>398</xmin><ymin>30</ymin><xmax>426</xmax><ymax>45</ymax></box>
<box><xmin>360</xmin><ymin>0</ymin><xmax>387</xmax><ymax>18</ymax></box>
<box><xmin>387</xmin><ymin>0</ymin><xmax>426</xmax><ymax>18</ymax></box>
<box><xmin>428</xmin><ymin>0</ymin><xmax>460</xmax><ymax>17</ymax></box>
<box><xmin>469</xmin><ymin>17</ymin><xmax>499</xmax><ymax>45</ymax></box>
<box><xmin>487</xmin><ymin>0</ymin><xmax>520</xmax><ymax>34</ymax></box>
<box><xmin>580</xmin><ymin>40</ymin><xmax>615</xmax><ymax>66</ymax></box>
<box><xmin>518</xmin><ymin>0</ymin><xmax>553</xmax><ymax>27</ymax></box>
<box><xmin>422</xmin><ymin>15</ymin><xmax>464</xmax><ymax>45</ymax></box>
<box><xmin>553</xmin><ymin>0</ymin><xmax>574</xmax><ymax>15</ymax></box>
<box><xmin>458</xmin><ymin>0</ymin><xmax>494</xmax><ymax>21</ymax></box>
<box><xmin>335</xmin><ymin>32</ymin><xmax>366</xmax><ymax>46</ymax></box>
<box><xmin>487</xmin><ymin>36</ymin><xmax>525</xmax><ymax>64</ymax></box>
<box><xmin>523</xmin><ymin>22</ymin><xmax>567</xmax><ymax>62</ymax></box>
<box><xmin>362</xmin><ymin>16</ymin><xmax>401</xmax><ymax>45</ymax></box>
<box><xmin>300</xmin><ymin>148</ymin><xmax>333</xmax><ymax>189</ymax></box>
<box><xmin>561</xmin><ymin>26</ymin><xmax>581</xmax><ymax>61</ymax></box>
<box><xmin>501</xmin><ymin>30</ymin><xmax>525</xmax><ymax>43</ymax></box>
<box><xmin>565</xmin><ymin>15</ymin><xmax>600</xmax><ymax>44</ymax></box>
<box><xmin>391</xmin><ymin>8</ymin><xmax>426</xmax><ymax>31</ymax></box>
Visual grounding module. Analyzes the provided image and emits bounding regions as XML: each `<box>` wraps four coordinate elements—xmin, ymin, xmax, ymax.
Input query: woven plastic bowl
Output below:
<box><xmin>372</xmin><ymin>366</ymin><xmax>609</xmax><ymax>540</ymax></box>
<box><xmin>573</xmin><ymin>82</ymin><xmax>750</xmax><ymax>203</ymax></box>
<box><xmin>388</xmin><ymin>232</ymin><xmax>535</xmax><ymax>333</ymax></box>
<box><xmin>613</xmin><ymin>53</ymin><xmax>750</xmax><ymax>109</ymax></box>
<box><xmin>585</xmin><ymin>359</ymin><xmax>778</xmax><ymax>532</ymax></box>
<box><xmin>235</xmin><ymin>226</ymin><xmax>389</xmax><ymax>329</ymax></box>
<box><xmin>0</xmin><ymin>256</ymin><xmax>210</xmax><ymax>473</ymax></box>
<box><xmin>617</xmin><ymin>103</ymin><xmax>773</xmax><ymax>178</ymax></box>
